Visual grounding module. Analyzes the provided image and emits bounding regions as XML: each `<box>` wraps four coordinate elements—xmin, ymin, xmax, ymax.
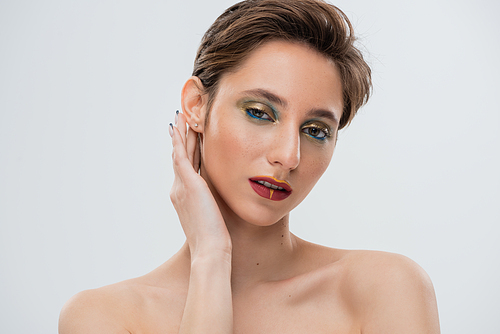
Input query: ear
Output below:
<box><xmin>181</xmin><ymin>76</ymin><xmax>207</xmax><ymax>133</ymax></box>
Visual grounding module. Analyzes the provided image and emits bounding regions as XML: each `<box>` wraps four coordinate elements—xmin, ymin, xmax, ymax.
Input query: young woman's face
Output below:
<box><xmin>200</xmin><ymin>40</ymin><xmax>344</xmax><ymax>226</ymax></box>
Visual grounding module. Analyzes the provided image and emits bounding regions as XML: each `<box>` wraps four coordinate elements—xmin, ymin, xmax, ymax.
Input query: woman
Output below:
<box><xmin>59</xmin><ymin>0</ymin><xmax>440</xmax><ymax>333</ymax></box>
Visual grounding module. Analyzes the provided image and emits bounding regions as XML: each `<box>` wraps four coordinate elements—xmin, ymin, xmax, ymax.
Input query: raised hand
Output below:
<box><xmin>169</xmin><ymin>111</ymin><xmax>232</xmax><ymax>257</ymax></box>
<box><xmin>170</xmin><ymin>111</ymin><xmax>234</xmax><ymax>333</ymax></box>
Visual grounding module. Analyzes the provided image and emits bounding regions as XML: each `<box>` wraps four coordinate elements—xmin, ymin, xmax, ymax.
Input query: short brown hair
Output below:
<box><xmin>193</xmin><ymin>0</ymin><xmax>372</xmax><ymax>129</ymax></box>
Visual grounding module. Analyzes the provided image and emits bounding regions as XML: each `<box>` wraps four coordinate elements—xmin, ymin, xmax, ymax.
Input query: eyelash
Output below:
<box><xmin>302</xmin><ymin>124</ymin><xmax>330</xmax><ymax>141</ymax></box>
<box><xmin>245</xmin><ymin>107</ymin><xmax>274</xmax><ymax>121</ymax></box>
<box><xmin>245</xmin><ymin>107</ymin><xmax>331</xmax><ymax>142</ymax></box>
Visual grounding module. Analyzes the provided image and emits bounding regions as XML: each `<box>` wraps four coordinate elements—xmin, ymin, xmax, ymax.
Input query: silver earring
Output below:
<box><xmin>194</xmin><ymin>123</ymin><xmax>198</xmax><ymax>127</ymax></box>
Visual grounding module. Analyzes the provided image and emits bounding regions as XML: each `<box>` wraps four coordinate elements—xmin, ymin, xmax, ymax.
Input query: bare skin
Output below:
<box><xmin>59</xmin><ymin>41</ymin><xmax>440</xmax><ymax>334</ymax></box>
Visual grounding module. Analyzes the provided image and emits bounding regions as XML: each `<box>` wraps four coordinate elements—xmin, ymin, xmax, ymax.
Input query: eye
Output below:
<box><xmin>246</xmin><ymin>107</ymin><xmax>274</xmax><ymax>121</ymax></box>
<box><xmin>302</xmin><ymin>124</ymin><xmax>330</xmax><ymax>140</ymax></box>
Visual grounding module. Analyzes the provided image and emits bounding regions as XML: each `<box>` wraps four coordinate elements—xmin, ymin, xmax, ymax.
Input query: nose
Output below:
<box><xmin>267</xmin><ymin>126</ymin><xmax>300</xmax><ymax>171</ymax></box>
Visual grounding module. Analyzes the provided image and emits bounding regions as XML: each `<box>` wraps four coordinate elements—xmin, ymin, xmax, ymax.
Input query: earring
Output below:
<box><xmin>194</xmin><ymin>123</ymin><xmax>198</xmax><ymax>127</ymax></box>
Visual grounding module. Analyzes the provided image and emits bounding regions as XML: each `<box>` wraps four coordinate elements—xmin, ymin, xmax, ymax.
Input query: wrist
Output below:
<box><xmin>190</xmin><ymin>251</ymin><xmax>232</xmax><ymax>279</ymax></box>
<box><xmin>190</xmin><ymin>245</ymin><xmax>232</xmax><ymax>264</ymax></box>
<box><xmin>188</xmin><ymin>230</ymin><xmax>232</xmax><ymax>255</ymax></box>
<box><xmin>189</xmin><ymin>237</ymin><xmax>232</xmax><ymax>258</ymax></box>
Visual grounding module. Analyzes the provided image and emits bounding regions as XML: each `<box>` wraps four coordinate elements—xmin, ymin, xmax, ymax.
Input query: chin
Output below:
<box><xmin>246</xmin><ymin>210</ymin><xmax>286</xmax><ymax>227</ymax></box>
<box><xmin>200</xmin><ymin>166</ymin><xmax>298</xmax><ymax>228</ymax></box>
<box><xmin>219</xmin><ymin>193</ymin><xmax>294</xmax><ymax>228</ymax></box>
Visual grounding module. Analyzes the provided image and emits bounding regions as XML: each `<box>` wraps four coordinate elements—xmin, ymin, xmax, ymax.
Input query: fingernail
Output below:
<box><xmin>169</xmin><ymin>123</ymin><xmax>173</xmax><ymax>137</ymax></box>
<box><xmin>175</xmin><ymin>110</ymin><xmax>179</xmax><ymax>124</ymax></box>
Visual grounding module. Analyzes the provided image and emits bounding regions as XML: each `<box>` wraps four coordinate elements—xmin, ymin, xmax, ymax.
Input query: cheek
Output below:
<box><xmin>300</xmin><ymin>146</ymin><xmax>334</xmax><ymax>182</ymax></box>
<box><xmin>203</xmin><ymin>115</ymin><xmax>267</xmax><ymax>170</ymax></box>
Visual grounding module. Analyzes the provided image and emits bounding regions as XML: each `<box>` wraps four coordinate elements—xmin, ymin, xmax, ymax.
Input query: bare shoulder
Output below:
<box><xmin>59</xmin><ymin>282</ymin><xmax>138</xmax><ymax>334</ymax></box>
<box><xmin>59</xmin><ymin>263</ymin><xmax>188</xmax><ymax>334</ymax></box>
<box><xmin>341</xmin><ymin>250</ymin><xmax>433</xmax><ymax>288</ymax></box>
<box><xmin>339</xmin><ymin>250</ymin><xmax>440</xmax><ymax>333</ymax></box>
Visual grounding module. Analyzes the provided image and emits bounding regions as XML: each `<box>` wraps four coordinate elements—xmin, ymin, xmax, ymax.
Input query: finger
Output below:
<box><xmin>186</xmin><ymin>126</ymin><xmax>198</xmax><ymax>167</ymax></box>
<box><xmin>171</xmin><ymin>124</ymin><xmax>194</xmax><ymax>180</ymax></box>
<box><xmin>193</xmin><ymin>133</ymin><xmax>201</xmax><ymax>172</ymax></box>
<box><xmin>176</xmin><ymin>111</ymin><xmax>188</xmax><ymax>146</ymax></box>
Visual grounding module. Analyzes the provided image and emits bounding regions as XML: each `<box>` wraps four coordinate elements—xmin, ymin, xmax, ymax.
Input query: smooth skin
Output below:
<box><xmin>59</xmin><ymin>40</ymin><xmax>440</xmax><ymax>333</ymax></box>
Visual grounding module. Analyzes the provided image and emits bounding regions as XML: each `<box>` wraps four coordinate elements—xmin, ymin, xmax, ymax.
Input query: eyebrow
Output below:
<box><xmin>307</xmin><ymin>109</ymin><xmax>339</xmax><ymax>125</ymax></box>
<box><xmin>241</xmin><ymin>89</ymin><xmax>288</xmax><ymax>108</ymax></box>
<box><xmin>241</xmin><ymin>88</ymin><xmax>339</xmax><ymax>124</ymax></box>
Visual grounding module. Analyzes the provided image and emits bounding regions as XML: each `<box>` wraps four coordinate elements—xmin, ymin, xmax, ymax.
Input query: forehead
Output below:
<box><xmin>216</xmin><ymin>40</ymin><xmax>344</xmax><ymax>118</ymax></box>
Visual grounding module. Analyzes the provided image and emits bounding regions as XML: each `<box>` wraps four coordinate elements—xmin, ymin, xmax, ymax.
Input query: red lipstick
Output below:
<box><xmin>248</xmin><ymin>176</ymin><xmax>292</xmax><ymax>201</ymax></box>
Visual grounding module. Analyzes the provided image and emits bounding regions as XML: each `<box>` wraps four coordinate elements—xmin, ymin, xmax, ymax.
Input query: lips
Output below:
<box><xmin>248</xmin><ymin>176</ymin><xmax>292</xmax><ymax>201</ymax></box>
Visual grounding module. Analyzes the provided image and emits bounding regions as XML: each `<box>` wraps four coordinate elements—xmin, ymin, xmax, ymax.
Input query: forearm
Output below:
<box><xmin>179</xmin><ymin>251</ymin><xmax>233</xmax><ymax>334</ymax></box>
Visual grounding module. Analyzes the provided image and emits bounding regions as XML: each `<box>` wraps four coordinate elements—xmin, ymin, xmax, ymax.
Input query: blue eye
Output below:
<box><xmin>302</xmin><ymin>125</ymin><xmax>329</xmax><ymax>140</ymax></box>
<box><xmin>246</xmin><ymin>107</ymin><xmax>273</xmax><ymax>121</ymax></box>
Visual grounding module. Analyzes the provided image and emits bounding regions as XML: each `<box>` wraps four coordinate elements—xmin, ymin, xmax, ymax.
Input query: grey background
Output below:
<box><xmin>1</xmin><ymin>0</ymin><xmax>499</xmax><ymax>332</ymax></box>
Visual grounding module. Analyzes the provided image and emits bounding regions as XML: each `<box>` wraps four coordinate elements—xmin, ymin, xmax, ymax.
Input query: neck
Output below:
<box><xmin>179</xmin><ymin>164</ymin><xmax>301</xmax><ymax>290</ymax></box>
<box><xmin>228</xmin><ymin>215</ymin><xmax>298</xmax><ymax>286</ymax></box>
<box><xmin>178</xmin><ymin>214</ymin><xmax>298</xmax><ymax>290</ymax></box>
<box><xmin>209</xmin><ymin>184</ymin><xmax>300</xmax><ymax>291</ymax></box>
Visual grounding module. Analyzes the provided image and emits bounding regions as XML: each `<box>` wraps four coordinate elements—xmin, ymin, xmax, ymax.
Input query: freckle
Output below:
<box><xmin>289</xmin><ymin>295</ymin><xmax>291</xmax><ymax>297</ymax></box>
<box><xmin>281</xmin><ymin>242</ymin><xmax>283</xmax><ymax>245</ymax></box>
<box><xmin>281</xmin><ymin>235</ymin><xmax>284</xmax><ymax>237</ymax></box>
<box><xmin>256</xmin><ymin>263</ymin><xmax>259</xmax><ymax>265</ymax></box>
